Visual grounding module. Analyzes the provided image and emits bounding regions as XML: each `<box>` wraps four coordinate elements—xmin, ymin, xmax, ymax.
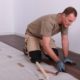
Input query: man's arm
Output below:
<box><xmin>61</xmin><ymin>34</ymin><xmax>69</xmax><ymax>57</ymax></box>
<box><xmin>40</xmin><ymin>36</ymin><xmax>65</xmax><ymax>72</ymax></box>
<box><xmin>40</xmin><ymin>36</ymin><xmax>60</xmax><ymax>62</ymax></box>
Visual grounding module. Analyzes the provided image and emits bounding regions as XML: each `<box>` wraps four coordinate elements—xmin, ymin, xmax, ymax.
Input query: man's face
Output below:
<box><xmin>62</xmin><ymin>13</ymin><xmax>76</xmax><ymax>28</ymax></box>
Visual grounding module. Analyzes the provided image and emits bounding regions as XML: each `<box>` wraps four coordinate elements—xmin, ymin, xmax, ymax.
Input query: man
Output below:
<box><xmin>24</xmin><ymin>7</ymin><xmax>77</xmax><ymax>72</ymax></box>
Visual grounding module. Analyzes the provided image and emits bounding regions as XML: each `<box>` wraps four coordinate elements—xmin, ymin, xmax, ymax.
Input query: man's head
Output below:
<box><xmin>62</xmin><ymin>7</ymin><xmax>77</xmax><ymax>28</ymax></box>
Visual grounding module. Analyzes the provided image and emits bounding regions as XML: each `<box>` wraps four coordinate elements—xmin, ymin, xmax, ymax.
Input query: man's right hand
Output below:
<box><xmin>56</xmin><ymin>60</ymin><xmax>65</xmax><ymax>72</ymax></box>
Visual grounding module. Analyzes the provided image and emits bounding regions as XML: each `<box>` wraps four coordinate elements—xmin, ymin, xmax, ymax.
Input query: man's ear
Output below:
<box><xmin>62</xmin><ymin>13</ymin><xmax>66</xmax><ymax>20</ymax></box>
<box><xmin>62</xmin><ymin>13</ymin><xmax>66</xmax><ymax>18</ymax></box>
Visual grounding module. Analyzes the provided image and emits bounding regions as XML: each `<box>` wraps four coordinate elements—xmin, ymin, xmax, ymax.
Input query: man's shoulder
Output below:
<box><xmin>38</xmin><ymin>13</ymin><xmax>58</xmax><ymax>23</ymax></box>
<box><xmin>27</xmin><ymin>13</ymin><xmax>58</xmax><ymax>26</ymax></box>
<box><xmin>41</xmin><ymin>13</ymin><xmax>57</xmax><ymax>19</ymax></box>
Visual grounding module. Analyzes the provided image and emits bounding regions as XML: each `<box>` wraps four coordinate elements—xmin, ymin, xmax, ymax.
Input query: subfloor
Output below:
<box><xmin>0</xmin><ymin>35</ymin><xmax>80</xmax><ymax>79</ymax></box>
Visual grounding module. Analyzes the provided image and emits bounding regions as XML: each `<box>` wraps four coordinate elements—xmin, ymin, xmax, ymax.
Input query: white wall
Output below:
<box><xmin>0</xmin><ymin>0</ymin><xmax>15</xmax><ymax>35</ymax></box>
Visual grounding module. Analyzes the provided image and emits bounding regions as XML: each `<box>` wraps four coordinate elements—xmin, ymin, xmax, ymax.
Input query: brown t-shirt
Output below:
<box><xmin>26</xmin><ymin>13</ymin><xmax>68</xmax><ymax>39</ymax></box>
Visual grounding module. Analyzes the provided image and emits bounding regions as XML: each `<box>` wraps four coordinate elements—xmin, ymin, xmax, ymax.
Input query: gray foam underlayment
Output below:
<box><xmin>0</xmin><ymin>42</ymin><xmax>78</xmax><ymax>80</ymax></box>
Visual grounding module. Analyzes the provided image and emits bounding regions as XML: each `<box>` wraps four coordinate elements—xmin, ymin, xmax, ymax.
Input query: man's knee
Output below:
<box><xmin>29</xmin><ymin>50</ymin><xmax>42</xmax><ymax>63</ymax></box>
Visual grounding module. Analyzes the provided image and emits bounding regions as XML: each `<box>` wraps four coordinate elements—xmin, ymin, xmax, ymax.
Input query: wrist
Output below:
<box><xmin>64</xmin><ymin>56</ymin><xmax>68</xmax><ymax>59</ymax></box>
<box><xmin>56</xmin><ymin>60</ymin><xmax>62</xmax><ymax>63</ymax></box>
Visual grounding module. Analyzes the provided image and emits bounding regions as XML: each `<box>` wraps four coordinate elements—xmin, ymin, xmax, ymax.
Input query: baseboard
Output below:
<box><xmin>0</xmin><ymin>32</ymin><xmax>15</xmax><ymax>36</ymax></box>
<box><xmin>0</xmin><ymin>32</ymin><xmax>24</xmax><ymax>38</ymax></box>
<box><xmin>15</xmin><ymin>32</ymin><xmax>25</xmax><ymax>37</ymax></box>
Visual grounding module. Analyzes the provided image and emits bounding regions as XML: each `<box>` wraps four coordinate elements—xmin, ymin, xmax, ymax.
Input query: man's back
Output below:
<box><xmin>26</xmin><ymin>14</ymin><xmax>66</xmax><ymax>38</ymax></box>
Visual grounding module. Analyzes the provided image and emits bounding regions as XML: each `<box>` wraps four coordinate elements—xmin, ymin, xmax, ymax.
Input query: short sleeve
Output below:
<box><xmin>61</xmin><ymin>26</ymin><xmax>68</xmax><ymax>35</ymax></box>
<box><xmin>40</xmin><ymin>20</ymin><xmax>53</xmax><ymax>37</ymax></box>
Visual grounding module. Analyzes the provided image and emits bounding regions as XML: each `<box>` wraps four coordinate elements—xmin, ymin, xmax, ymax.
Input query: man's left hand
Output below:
<box><xmin>63</xmin><ymin>57</ymin><xmax>76</xmax><ymax>65</ymax></box>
